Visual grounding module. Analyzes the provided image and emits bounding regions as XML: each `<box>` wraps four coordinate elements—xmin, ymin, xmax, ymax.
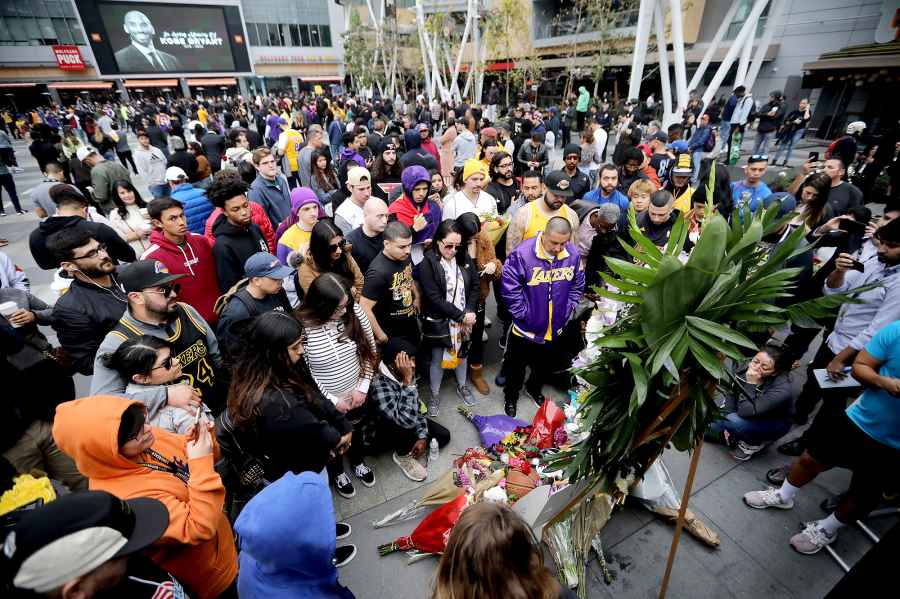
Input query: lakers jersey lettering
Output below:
<box><xmin>527</xmin><ymin>266</ymin><xmax>575</xmax><ymax>285</ymax></box>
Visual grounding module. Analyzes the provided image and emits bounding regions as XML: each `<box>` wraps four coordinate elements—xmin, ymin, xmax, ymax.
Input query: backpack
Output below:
<box><xmin>704</xmin><ymin>129</ymin><xmax>717</xmax><ymax>152</ymax></box>
<box><xmin>213</xmin><ymin>277</ymin><xmax>250</xmax><ymax>317</ymax></box>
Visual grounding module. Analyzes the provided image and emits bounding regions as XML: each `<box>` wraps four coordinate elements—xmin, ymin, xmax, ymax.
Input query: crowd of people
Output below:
<box><xmin>0</xmin><ymin>85</ymin><xmax>898</xmax><ymax>598</ymax></box>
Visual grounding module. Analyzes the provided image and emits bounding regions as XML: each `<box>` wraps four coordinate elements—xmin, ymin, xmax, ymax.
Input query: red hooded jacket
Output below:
<box><xmin>141</xmin><ymin>229</ymin><xmax>220</xmax><ymax>324</ymax></box>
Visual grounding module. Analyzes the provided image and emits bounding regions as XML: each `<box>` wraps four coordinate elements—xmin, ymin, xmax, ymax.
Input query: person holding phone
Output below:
<box><xmin>53</xmin><ymin>397</ymin><xmax>238</xmax><ymax>598</ymax></box>
<box><xmin>780</xmin><ymin>216</ymin><xmax>900</xmax><ymax>457</ymax></box>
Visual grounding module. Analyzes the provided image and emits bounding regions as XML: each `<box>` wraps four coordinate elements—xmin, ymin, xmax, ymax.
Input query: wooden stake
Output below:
<box><xmin>658</xmin><ymin>439</ymin><xmax>704</xmax><ymax>599</ymax></box>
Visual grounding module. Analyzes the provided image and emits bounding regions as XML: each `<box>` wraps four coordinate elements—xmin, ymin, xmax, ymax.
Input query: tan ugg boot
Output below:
<box><xmin>468</xmin><ymin>364</ymin><xmax>490</xmax><ymax>395</ymax></box>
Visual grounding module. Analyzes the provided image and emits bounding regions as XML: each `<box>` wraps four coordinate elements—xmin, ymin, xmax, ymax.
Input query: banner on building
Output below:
<box><xmin>52</xmin><ymin>45</ymin><xmax>87</xmax><ymax>71</ymax></box>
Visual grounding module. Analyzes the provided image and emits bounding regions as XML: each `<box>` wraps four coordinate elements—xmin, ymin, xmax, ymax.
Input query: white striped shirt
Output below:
<box><xmin>302</xmin><ymin>303</ymin><xmax>376</xmax><ymax>403</ymax></box>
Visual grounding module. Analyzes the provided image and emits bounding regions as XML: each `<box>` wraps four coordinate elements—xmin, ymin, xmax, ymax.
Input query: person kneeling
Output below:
<box><xmin>368</xmin><ymin>339</ymin><xmax>450</xmax><ymax>482</ymax></box>
<box><xmin>706</xmin><ymin>344</ymin><xmax>794</xmax><ymax>461</ymax></box>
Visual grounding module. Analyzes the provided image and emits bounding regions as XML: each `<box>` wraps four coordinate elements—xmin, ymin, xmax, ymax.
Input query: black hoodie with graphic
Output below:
<box><xmin>211</xmin><ymin>212</ymin><xmax>269</xmax><ymax>292</ymax></box>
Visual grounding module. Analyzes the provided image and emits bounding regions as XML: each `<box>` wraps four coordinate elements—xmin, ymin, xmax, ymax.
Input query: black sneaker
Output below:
<box><xmin>336</xmin><ymin>521</ymin><xmax>351</xmax><ymax>540</ymax></box>
<box><xmin>334</xmin><ymin>544</ymin><xmax>357</xmax><ymax>568</ymax></box>
<box><xmin>333</xmin><ymin>472</ymin><xmax>356</xmax><ymax>498</ymax></box>
<box><xmin>777</xmin><ymin>438</ymin><xmax>805</xmax><ymax>456</ymax></box>
<box><xmin>504</xmin><ymin>398</ymin><xmax>517</xmax><ymax>417</ymax></box>
<box><xmin>353</xmin><ymin>462</ymin><xmax>376</xmax><ymax>487</ymax></box>
<box><xmin>525</xmin><ymin>387</ymin><xmax>545</xmax><ymax>407</ymax></box>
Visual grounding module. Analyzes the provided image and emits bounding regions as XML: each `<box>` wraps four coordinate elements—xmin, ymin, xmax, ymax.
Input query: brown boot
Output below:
<box><xmin>469</xmin><ymin>364</ymin><xmax>490</xmax><ymax>395</ymax></box>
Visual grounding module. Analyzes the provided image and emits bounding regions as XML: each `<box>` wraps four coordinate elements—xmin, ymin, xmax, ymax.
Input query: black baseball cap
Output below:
<box><xmin>3</xmin><ymin>491</ymin><xmax>169</xmax><ymax>593</ymax></box>
<box><xmin>545</xmin><ymin>171</ymin><xmax>574</xmax><ymax>197</ymax></box>
<box><xmin>651</xmin><ymin>131</ymin><xmax>669</xmax><ymax>143</ymax></box>
<box><xmin>118</xmin><ymin>260</ymin><xmax>185</xmax><ymax>293</ymax></box>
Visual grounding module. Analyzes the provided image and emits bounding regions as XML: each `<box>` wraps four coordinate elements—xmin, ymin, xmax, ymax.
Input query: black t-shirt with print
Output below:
<box><xmin>362</xmin><ymin>253</ymin><xmax>419</xmax><ymax>342</ymax></box>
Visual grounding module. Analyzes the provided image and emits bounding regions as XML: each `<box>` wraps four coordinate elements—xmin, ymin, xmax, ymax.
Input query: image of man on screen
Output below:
<box><xmin>113</xmin><ymin>10</ymin><xmax>182</xmax><ymax>72</ymax></box>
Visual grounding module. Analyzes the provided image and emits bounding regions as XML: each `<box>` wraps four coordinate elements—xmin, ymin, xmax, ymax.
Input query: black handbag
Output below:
<box><xmin>421</xmin><ymin>259</ymin><xmax>461</xmax><ymax>348</ymax></box>
<box><xmin>421</xmin><ymin>316</ymin><xmax>452</xmax><ymax>347</ymax></box>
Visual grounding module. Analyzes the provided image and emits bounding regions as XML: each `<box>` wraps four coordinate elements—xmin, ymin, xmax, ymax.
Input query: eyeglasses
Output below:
<box><xmin>72</xmin><ymin>243</ymin><xmax>108</xmax><ymax>261</ymax></box>
<box><xmin>329</xmin><ymin>239</ymin><xmax>347</xmax><ymax>252</ymax></box>
<box><xmin>498</xmin><ymin>161</ymin><xmax>513</xmax><ymax>168</ymax></box>
<box><xmin>144</xmin><ymin>283</ymin><xmax>181</xmax><ymax>298</ymax></box>
<box><xmin>151</xmin><ymin>354</ymin><xmax>178</xmax><ymax>371</ymax></box>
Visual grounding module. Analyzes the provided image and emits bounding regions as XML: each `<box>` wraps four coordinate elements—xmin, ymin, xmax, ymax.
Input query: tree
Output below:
<box><xmin>482</xmin><ymin>0</ymin><xmax>532</xmax><ymax>106</ymax></box>
<box><xmin>343</xmin><ymin>11</ymin><xmax>378</xmax><ymax>96</ymax></box>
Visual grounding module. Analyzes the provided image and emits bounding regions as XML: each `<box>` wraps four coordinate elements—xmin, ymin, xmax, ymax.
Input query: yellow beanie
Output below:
<box><xmin>462</xmin><ymin>159</ymin><xmax>487</xmax><ymax>182</ymax></box>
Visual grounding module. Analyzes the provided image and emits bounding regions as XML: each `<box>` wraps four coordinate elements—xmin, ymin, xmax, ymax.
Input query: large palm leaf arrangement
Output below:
<box><xmin>545</xmin><ymin>197</ymin><xmax>868</xmax><ymax>491</ymax></box>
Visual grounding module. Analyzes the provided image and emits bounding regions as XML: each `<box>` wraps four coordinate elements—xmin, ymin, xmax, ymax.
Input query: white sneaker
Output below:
<box><xmin>393</xmin><ymin>452</ymin><xmax>427</xmax><ymax>482</ymax></box>
<box><xmin>743</xmin><ymin>487</ymin><xmax>794</xmax><ymax>510</ymax></box>
<box><xmin>482</xmin><ymin>331</ymin><xmax>489</xmax><ymax>343</ymax></box>
<box><xmin>790</xmin><ymin>521</ymin><xmax>837</xmax><ymax>554</ymax></box>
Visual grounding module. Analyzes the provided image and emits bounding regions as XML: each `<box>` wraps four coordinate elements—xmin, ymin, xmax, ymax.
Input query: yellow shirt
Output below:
<box><xmin>672</xmin><ymin>186</ymin><xmax>695</xmax><ymax>213</ymax></box>
<box><xmin>282</xmin><ymin>129</ymin><xmax>304</xmax><ymax>172</ymax></box>
<box><xmin>278</xmin><ymin>225</ymin><xmax>312</xmax><ymax>256</ymax></box>
<box><xmin>522</xmin><ymin>201</ymin><xmax>575</xmax><ymax>243</ymax></box>
<box><xmin>197</xmin><ymin>107</ymin><xmax>208</xmax><ymax>125</ymax></box>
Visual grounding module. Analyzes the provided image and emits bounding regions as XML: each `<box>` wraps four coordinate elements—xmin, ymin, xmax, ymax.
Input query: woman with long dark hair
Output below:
<box><xmin>188</xmin><ymin>141</ymin><xmax>212</xmax><ymax>183</ymax></box>
<box><xmin>297</xmin><ymin>273</ymin><xmax>378</xmax><ymax>498</ymax></box>
<box><xmin>793</xmin><ymin>172</ymin><xmax>832</xmax><ymax>231</ymax></box>
<box><xmin>108</xmin><ymin>179</ymin><xmax>151</xmax><ymax>254</ymax></box>
<box><xmin>310</xmin><ymin>147</ymin><xmax>339</xmax><ymax>206</ymax></box>
<box><xmin>432</xmin><ymin>502</ymin><xmax>573</xmax><ymax>599</ymax></box>
<box><xmin>297</xmin><ymin>218</ymin><xmax>365</xmax><ymax>297</ymax></box>
<box><xmin>418</xmin><ymin>219</ymin><xmax>480</xmax><ymax>416</ymax></box>
<box><xmin>226</xmin><ymin>311</ymin><xmax>353</xmax><ymax>479</ymax></box>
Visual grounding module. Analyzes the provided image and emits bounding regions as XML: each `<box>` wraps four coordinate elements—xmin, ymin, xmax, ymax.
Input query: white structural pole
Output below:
<box><xmin>700</xmin><ymin>0</ymin><xmax>769</xmax><ymax>110</ymax></box>
<box><xmin>653</xmin><ymin>0</ymin><xmax>674</xmax><ymax>126</ymax></box>
<box><xmin>734</xmin><ymin>26</ymin><xmax>754</xmax><ymax>86</ymax></box>
<box><xmin>667</xmin><ymin>0</ymin><xmax>689</xmax><ymax>114</ymax></box>
<box><xmin>745</xmin><ymin>0</ymin><xmax>785</xmax><ymax>90</ymax></box>
<box><xmin>451</xmin><ymin>0</ymin><xmax>476</xmax><ymax>102</ymax></box>
<box><xmin>686</xmin><ymin>0</ymin><xmax>740</xmax><ymax>96</ymax></box>
<box><xmin>628</xmin><ymin>0</ymin><xmax>656</xmax><ymax>101</ymax></box>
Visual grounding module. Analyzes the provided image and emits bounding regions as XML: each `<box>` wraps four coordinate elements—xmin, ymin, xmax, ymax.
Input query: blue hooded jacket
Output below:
<box><xmin>235</xmin><ymin>471</ymin><xmax>355</xmax><ymax>599</ymax></box>
<box><xmin>171</xmin><ymin>182</ymin><xmax>213</xmax><ymax>234</ymax></box>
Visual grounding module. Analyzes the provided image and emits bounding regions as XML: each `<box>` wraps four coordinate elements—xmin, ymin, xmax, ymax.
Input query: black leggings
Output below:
<box><xmin>117</xmin><ymin>150</ymin><xmax>138</xmax><ymax>174</ymax></box>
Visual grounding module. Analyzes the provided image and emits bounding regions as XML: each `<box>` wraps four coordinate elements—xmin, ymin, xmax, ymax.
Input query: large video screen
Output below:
<box><xmin>75</xmin><ymin>0</ymin><xmax>253</xmax><ymax>76</ymax></box>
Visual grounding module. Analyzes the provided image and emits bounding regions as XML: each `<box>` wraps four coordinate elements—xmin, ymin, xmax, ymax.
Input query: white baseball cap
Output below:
<box><xmin>846</xmin><ymin>121</ymin><xmax>867</xmax><ymax>135</ymax></box>
<box><xmin>165</xmin><ymin>166</ymin><xmax>188</xmax><ymax>181</ymax></box>
<box><xmin>75</xmin><ymin>146</ymin><xmax>98</xmax><ymax>162</ymax></box>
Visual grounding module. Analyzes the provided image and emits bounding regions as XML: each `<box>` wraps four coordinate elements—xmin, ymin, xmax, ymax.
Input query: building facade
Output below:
<box><xmin>0</xmin><ymin>0</ymin><xmax>347</xmax><ymax>109</ymax></box>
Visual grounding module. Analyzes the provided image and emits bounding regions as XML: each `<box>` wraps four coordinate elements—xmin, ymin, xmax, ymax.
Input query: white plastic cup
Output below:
<box><xmin>0</xmin><ymin>301</ymin><xmax>21</xmax><ymax>327</ymax></box>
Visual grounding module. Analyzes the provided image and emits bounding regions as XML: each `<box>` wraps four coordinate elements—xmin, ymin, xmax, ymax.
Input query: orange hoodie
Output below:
<box><xmin>53</xmin><ymin>396</ymin><xmax>237</xmax><ymax>599</ymax></box>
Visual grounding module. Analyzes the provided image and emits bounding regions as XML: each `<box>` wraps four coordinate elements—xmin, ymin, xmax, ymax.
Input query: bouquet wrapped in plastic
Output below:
<box><xmin>479</xmin><ymin>212</ymin><xmax>509</xmax><ymax>246</ymax></box>
<box><xmin>372</xmin><ymin>450</ymin><xmax>504</xmax><ymax>528</ymax></box>
<box><xmin>528</xmin><ymin>398</ymin><xmax>566</xmax><ymax>449</ymax></box>
<box><xmin>458</xmin><ymin>405</ymin><xmax>528</xmax><ymax>447</ymax></box>
<box><xmin>378</xmin><ymin>493</ymin><xmax>472</xmax><ymax>556</ymax></box>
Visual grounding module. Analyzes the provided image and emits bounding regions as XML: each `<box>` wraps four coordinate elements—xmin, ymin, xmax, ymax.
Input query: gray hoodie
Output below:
<box><xmin>451</xmin><ymin>129</ymin><xmax>477</xmax><ymax>168</ymax></box>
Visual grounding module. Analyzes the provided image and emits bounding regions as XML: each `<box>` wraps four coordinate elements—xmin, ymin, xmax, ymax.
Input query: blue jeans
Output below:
<box><xmin>752</xmin><ymin>131</ymin><xmax>775</xmax><ymax>156</ymax></box>
<box><xmin>772</xmin><ymin>128</ymin><xmax>805</xmax><ymax>165</ymax></box>
<box><xmin>718</xmin><ymin>121</ymin><xmax>731</xmax><ymax>152</ymax></box>
<box><xmin>707</xmin><ymin>412</ymin><xmax>791</xmax><ymax>446</ymax></box>
<box><xmin>149</xmin><ymin>183</ymin><xmax>170</xmax><ymax>199</ymax></box>
<box><xmin>690</xmin><ymin>150</ymin><xmax>705</xmax><ymax>186</ymax></box>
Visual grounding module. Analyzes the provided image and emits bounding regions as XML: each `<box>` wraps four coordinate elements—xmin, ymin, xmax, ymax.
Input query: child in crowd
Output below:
<box><xmin>102</xmin><ymin>335</ymin><xmax>211</xmax><ymax>434</ymax></box>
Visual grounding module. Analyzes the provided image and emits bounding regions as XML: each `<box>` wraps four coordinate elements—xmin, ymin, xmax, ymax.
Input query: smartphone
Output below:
<box><xmin>839</xmin><ymin>218</ymin><xmax>867</xmax><ymax>235</ymax></box>
<box><xmin>847</xmin><ymin>257</ymin><xmax>866</xmax><ymax>272</ymax></box>
<box><xmin>808</xmin><ymin>151</ymin><xmax>819</xmax><ymax>162</ymax></box>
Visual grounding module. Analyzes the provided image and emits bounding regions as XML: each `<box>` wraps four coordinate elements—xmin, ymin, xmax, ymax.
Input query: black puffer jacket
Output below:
<box><xmin>29</xmin><ymin>215</ymin><xmax>136</xmax><ymax>270</ymax></box>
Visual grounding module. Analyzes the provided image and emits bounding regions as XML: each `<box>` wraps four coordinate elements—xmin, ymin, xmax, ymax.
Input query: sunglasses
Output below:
<box><xmin>329</xmin><ymin>239</ymin><xmax>347</xmax><ymax>252</ymax></box>
<box><xmin>749</xmin><ymin>154</ymin><xmax>769</xmax><ymax>162</ymax></box>
<box><xmin>72</xmin><ymin>243</ymin><xmax>108</xmax><ymax>261</ymax></box>
<box><xmin>440</xmin><ymin>241</ymin><xmax>460</xmax><ymax>250</ymax></box>
<box><xmin>151</xmin><ymin>354</ymin><xmax>178</xmax><ymax>371</ymax></box>
<box><xmin>144</xmin><ymin>283</ymin><xmax>181</xmax><ymax>298</ymax></box>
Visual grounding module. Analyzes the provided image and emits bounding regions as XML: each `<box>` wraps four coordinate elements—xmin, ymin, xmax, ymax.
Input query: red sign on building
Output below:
<box><xmin>52</xmin><ymin>45</ymin><xmax>86</xmax><ymax>71</ymax></box>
